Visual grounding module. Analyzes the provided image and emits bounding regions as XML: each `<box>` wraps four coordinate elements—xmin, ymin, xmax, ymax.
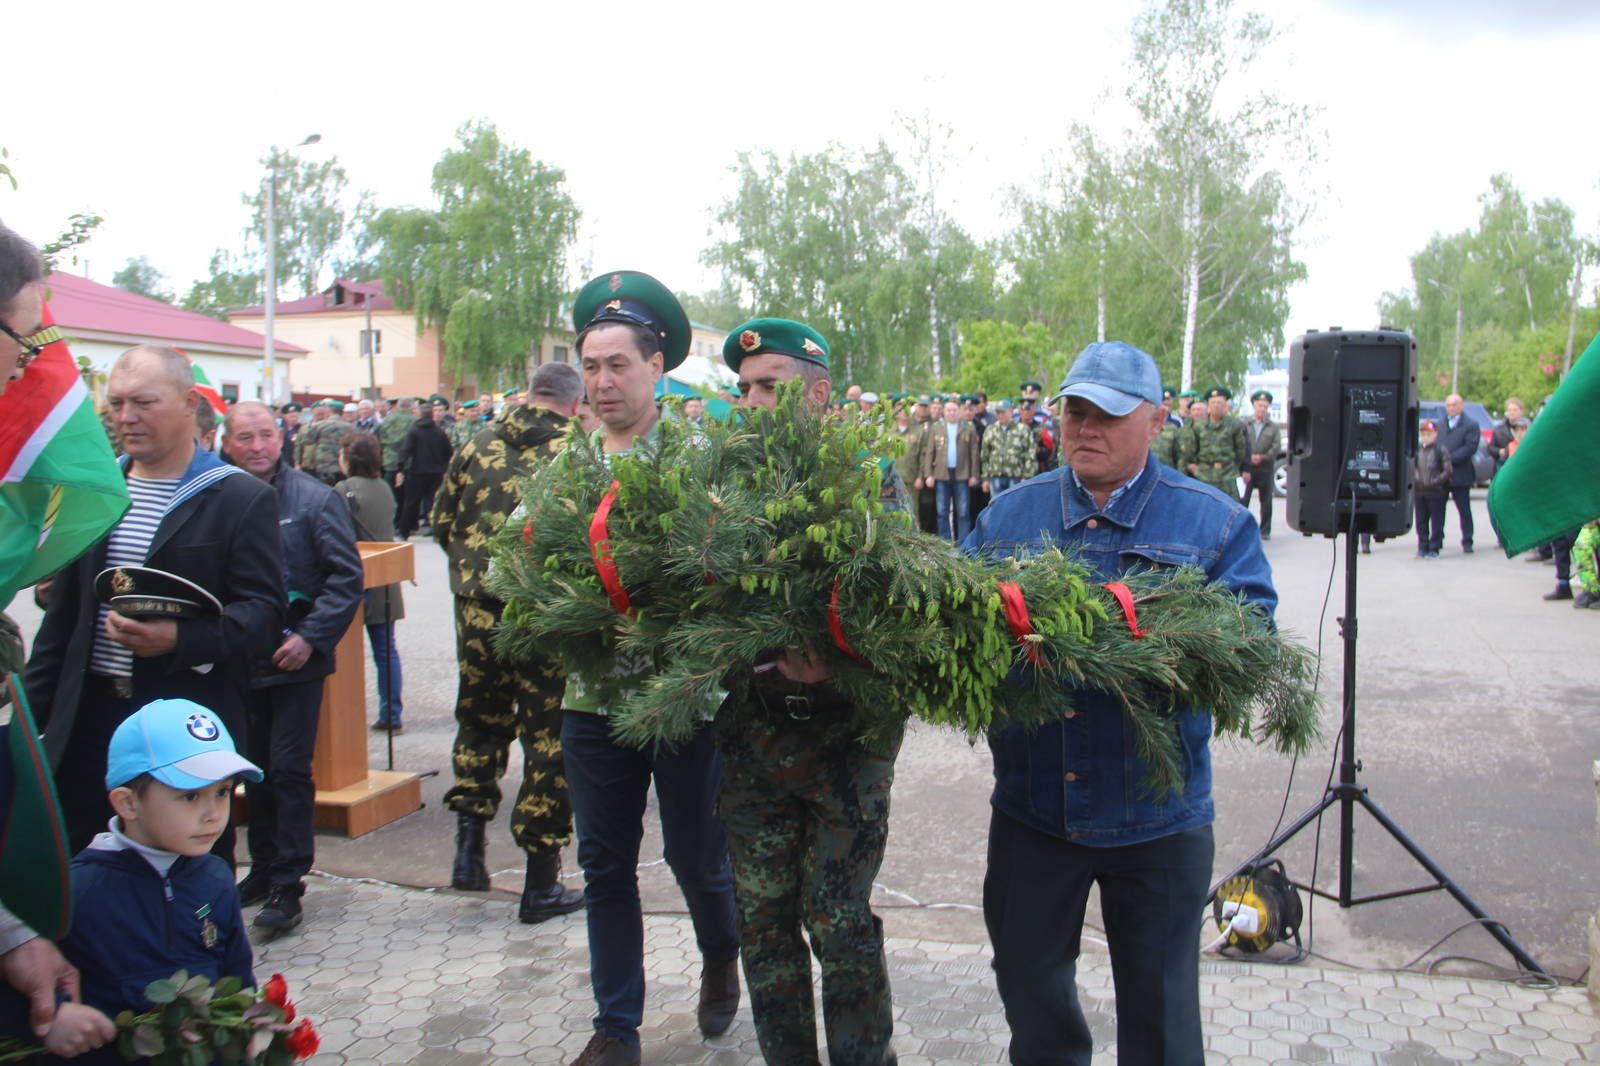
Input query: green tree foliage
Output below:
<box><xmin>676</xmin><ymin>286</ymin><xmax>751</xmax><ymax>331</ymax></box>
<box><xmin>247</xmin><ymin>151</ymin><xmax>373</xmax><ymax>299</ymax></box>
<box><xmin>0</xmin><ymin>145</ymin><xmax>102</xmax><ymax>274</ymax></box>
<box><xmin>368</xmin><ymin>121</ymin><xmax>579</xmax><ymax>388</ymax></box>
<box><xmin>111</xmin><ymin>256</ymin><xmax>172</xmax><ymax>303</ymax></box>
<box><xmin>179</xmin><ymin>249</ymin><xmax>261</xmax><ymax>320</ymax></box>
<box><xmin>945</xmin><ymin>320</ymin><xmax>1057</xmax><ymax>399</ymax></box>
<box><xmin>704</xmin><ymin>143</ymin><xmax>992</xmax><ymax>389</ymax></box>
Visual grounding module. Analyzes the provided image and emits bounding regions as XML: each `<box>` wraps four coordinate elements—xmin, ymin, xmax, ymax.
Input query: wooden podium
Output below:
<box><xmin>310</xmin><ymin>541</ymin><xmax>423</xmax><ymax>836</ymax></box>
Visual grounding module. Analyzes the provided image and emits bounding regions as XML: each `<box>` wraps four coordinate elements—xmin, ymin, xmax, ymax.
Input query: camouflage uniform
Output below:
<box><xmin>432</xmin><ymin>404</ymin><xmax>575</xmax><ymax>852</ymax></box>
<box><xmin>376</xmin><ymin>409</ymin><xmax>417</xmax><ymax>476</ymax></box>
<box><xmin>1179</xmin><ymin>417</ymin><xmax>1248</xmax><ymax>500</ymax></box>
<box><xmin>1152</xmin><ymin>417</ymin><xmax>1184</xmax><ymax>469</ymax></box>
<box><xmin>295</xmin><ymin>416</ymin><xmax>352</xmax><ymax>485</ymax></box>
<box><xmin>1575</xmin><ymin>520</ymin><xmax>1600</xmax><ymax>597</ymax></box>
<box><xmin>448</xmin><ymin>414</ymin><xmax>485</xmax><ymax>451</ymax></box>
<box><xmin>979</xmin><ymin>420</ymin><xmax>1037</xmax><ymax>483</ymax></box>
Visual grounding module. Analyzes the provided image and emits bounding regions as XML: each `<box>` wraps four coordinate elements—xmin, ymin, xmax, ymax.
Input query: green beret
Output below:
<box><xmin>959</xmin><ymin>393</ymin><xmax>979</xmax><ymax>404</ymax></box>
<box><xmin>1161</xmin><ymin>387</ymin><xmax>1177</xmax><ymax>401</ymax></box>
<box><xmin>915</xmin><ymin>394</ymin><xmax>933</xmax><ymax>406</ymax></box>
<box><xmin>1205</xmin><ymin>386</ymin><xmax>1232</xmax><ymax>401</ymax></box>
<box><xmin>889</xmin><ymin>392</ymin><xmax>910</xmax><ymax>402</ymax></box>
<box><xmin>460</xmin><ymin>400</ymin><xmax>478</xmax><ymax>409</ymax></box>
<box><xmin>573</xmin><ymin>270</ymin><xmax>690</xmax><ymax>371</ymax></box>
<box><xmin>279</xmin><ymin>402</ymin><xmax>301</xmax><ymax>413</ymax></box>
<box><xmin>1250</xmin><ymin>389</ymin><xmax>1273</xmax><ymax>403</ymax></box>
<box><xmin>1179</xmin><ymin>390</ymin><xmax>1199</xmax><ymax>401</ymax></box>
<box><xmin>429</xmin><ymin>394</ymin><xmax>448</xmax><ymax>405</ymax></box>
<box><xmin>930</xmin><ymin>393</ymin><xmax>946</xmax><ymax>404</ymax></box>
<box><xmin>994</xmin><ymin>398</ymin><xmax>1014</xmax><ymax>412</ymax></box>
<box><xmin>1020</xmin><ymin>379</ymin><xmax>1043</xmax><ymax>392</ymax></box>
<box><xmin>722</xmin><ymin>317</ymin><xmax>830</xmax><ymax>372</ymax></box>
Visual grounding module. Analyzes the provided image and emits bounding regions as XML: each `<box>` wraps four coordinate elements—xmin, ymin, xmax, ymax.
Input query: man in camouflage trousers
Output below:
<box><xmin>718</xmin><ymin>316</ymin><xmax>904</xmax><ymax>1066</ymax></box>
<box><xmin>377</xmin><ymin>396</ymin><xmax>418</xmax><ymax>494</ymax></box>
<box><xmin>1151</xmin><ymin>386</ymin><xmax>1184</xmax><ymax>470</ymax></box>
<box><xmin>979</xmin><ymin>398</ymin><xmax>1036</xmax><ymax>497</ymax></box>
<box><xmin>294</xmin><ymin>400</ymin><xmax>351</xmax><ymax>485</ymax></box>
<box><xmin>1180</xmin><ymin>385</ymin><xmax>1248</xmax><ymax>501</ymax></box>
<box><xmin>431</xmin><ymin>364</ymin><xmax>586</xmax><ymax>924</ymax></box>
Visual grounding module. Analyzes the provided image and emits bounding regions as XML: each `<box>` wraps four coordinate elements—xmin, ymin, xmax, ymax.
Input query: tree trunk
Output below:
<box><xmin>1180</xmin><ymin>181</ymin><xmax>1201</xmax><ymax>392</ymax></box>
<box><xmin>1522</xmin><ymin>268</ymin><xmax>1537</xmax><ymax>333</ymax></box>
<box><xmin>1564</xmin><ymin>262</ymin><xmax>1584</xmax><ymax>376</ymax></box>
<box><xmin>1096</xmin><ymin>240</ymin><xmax>1108</xmax><ymax>343</ymax></box>
<box><xmin>929</xmin><ymin>286</ymin><xmax>942</xmax><ymax>381</ymax></box>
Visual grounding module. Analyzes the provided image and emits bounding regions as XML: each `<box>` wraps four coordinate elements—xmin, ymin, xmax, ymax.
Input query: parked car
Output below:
<box><xmin>1419</xmin><ymin>401</ymin><xmax>1497</xmax><ymax>486</ymax></box>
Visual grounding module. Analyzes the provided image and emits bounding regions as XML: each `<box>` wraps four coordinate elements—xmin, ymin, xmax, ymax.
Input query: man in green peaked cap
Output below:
<box><xmin>719</xmin><ymin>317</ymin><xmax>905</xmax><ymax>1065</ymax></box>
<box><xmin>561</xmin><ymin>272</ymin><xmax>739</xmax><ymax>1066</ymax></box>
<box><xmin>1178</xmin><ymin>385</ymin><xmax>1247</xmax><ymax>501</ymax></box>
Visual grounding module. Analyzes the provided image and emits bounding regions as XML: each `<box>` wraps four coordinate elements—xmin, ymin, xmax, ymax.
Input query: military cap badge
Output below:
<box><xmin>802</xmin><ymin>337</ymin><xmax>824</xmax><ymax>358</ymax></box>
<box><xmin>740</xmin><ymin>329</ymin><xmax>762</xmax><ymax>353</ymax></box>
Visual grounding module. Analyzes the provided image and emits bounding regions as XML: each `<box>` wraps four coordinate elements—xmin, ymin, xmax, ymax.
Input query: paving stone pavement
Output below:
<box><xmin>253</xmin><ymin>876</ymin><xmax>1600</xmax><ymax>1065</ymax></box>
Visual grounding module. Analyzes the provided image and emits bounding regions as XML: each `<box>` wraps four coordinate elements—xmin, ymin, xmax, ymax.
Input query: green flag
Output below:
<box><xmin>1488</xmin><ymin>331</ymin><xmax>1600</xmax><ymax>555</ymax></box>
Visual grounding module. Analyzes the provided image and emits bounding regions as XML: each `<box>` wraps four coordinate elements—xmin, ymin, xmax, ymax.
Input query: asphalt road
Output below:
<box><xmin>13</xmin><ymin>488</ymin><xmax>1597</xmax><ymax>981</ymax></box>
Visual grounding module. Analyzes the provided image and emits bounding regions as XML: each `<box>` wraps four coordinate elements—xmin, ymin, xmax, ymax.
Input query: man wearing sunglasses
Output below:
<box><xmin>0</xmin><ymin>226</ymin><xmax>49</xmax><ymax>396</ymax></box>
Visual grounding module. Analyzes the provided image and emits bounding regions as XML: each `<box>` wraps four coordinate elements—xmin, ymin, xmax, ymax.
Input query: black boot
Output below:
<box><xmin>253</xmin><ymin>884</ymin><xmax>304</xmax><ymax>932</ymax></box>
<box><xmin>450</xmin><ymin>813</ymin><xmax>490</xmax><ymax>891</ymax></box>
<box><xmin>518</xmin><ymin>851</ymin><xmax>585</xmax><ymax>923</ymax></box>
<box><xmin>697</xmin><ymin>957</ymin><xmax>740</xmax><ymax>1037</ymax></box>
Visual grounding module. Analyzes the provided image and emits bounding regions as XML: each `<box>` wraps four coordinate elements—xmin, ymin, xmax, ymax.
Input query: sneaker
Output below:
<box><xmin>253</xmin><ymin>886</ymin><xmax>304</xmax><ymax>932</ymax></box>
<box><xmin>236</xmin><ymin>870</ymin><xmax>271</xmax><ymax>908</ymax></box>
<box><xmin>567</xmin><ymin>1032</ymin><xmax>640</xmax><ymax>1066</ymax></box>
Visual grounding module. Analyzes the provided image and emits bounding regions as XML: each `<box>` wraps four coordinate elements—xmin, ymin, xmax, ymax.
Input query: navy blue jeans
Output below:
<box><xmin>934</xmin><ymin>477</ymin><xmax>972</xmax><ymax>541</ymax></box>
<box><xmin>984</xmin><ymin>810</ymin><xmax>1213</xmax><ymax>1066</ymax></box>
<box><xmin>561</xmin><ymin>712</ymin><xmax>739</xmax><ymax>1045</ymax></box>
<box><xmin>988</xmin><ymin>476</ymin><xmax>1020</xmax><ymax>497</ymax></box>
<box><xmin>366</xmin><ymin>622</ymin><xmax>403</xmax><ymax>725</ymax></box>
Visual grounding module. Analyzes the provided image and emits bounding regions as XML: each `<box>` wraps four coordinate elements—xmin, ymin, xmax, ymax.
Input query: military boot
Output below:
<box><xmin>697</xmin><ymin>957</ymin><xmax>740</xmax><ymax>1037</ymax></box>
<box><xmin>518</xmin><ymin>850</ymin><xmax>585</xmax><ymax>923</ymax></box>
<box><xmin>450</xmin><ymin>813</ymin><xmax>491</xmax><ymax>891</ymax></box>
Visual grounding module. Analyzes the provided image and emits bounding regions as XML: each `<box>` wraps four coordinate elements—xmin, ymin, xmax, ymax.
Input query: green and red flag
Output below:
<box><xmin>0</xmin><ymin>304</ymin><xmax>129</xmax><ymax>600</ymax></box>
<box><xmin>183</xmin><ymin>354</ymin><xmax>229</xmax><ymax>414</ymax></box>
<box><xmin>1489</xmin><ymin>329</ymin><xmax>1600</xmax><ymax>555</ymax></box>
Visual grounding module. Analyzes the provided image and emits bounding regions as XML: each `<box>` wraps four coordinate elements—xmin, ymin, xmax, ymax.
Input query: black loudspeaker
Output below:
<box><xmin>1285</xmin><ymin>329</ymin><xmax>1418</xmax><ymax>539</ymax></box>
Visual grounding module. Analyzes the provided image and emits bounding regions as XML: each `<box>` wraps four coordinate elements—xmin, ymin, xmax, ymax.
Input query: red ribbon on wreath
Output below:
<box><xmin>1102</xmin><ymin>581</ymin><xmax>1146</xmax><ymax>640</ymax></box>
<box><xmin>828</xmin><ymin>577</ymin><xmax>870</xmax><ymax>666</ymax></box>
<box><xmin>589</xmin><ymin>480</ymin><xmax>632</xmax><ymax>615</ymax></box>
<box><xmin>997</xmin><ymin>580</ymin><xmax>1046</xmax><ymax>668</ymax></box>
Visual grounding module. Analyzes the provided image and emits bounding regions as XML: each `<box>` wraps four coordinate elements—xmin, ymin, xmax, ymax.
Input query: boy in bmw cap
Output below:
<box><xmin>58</xmin><ymin>699</ymin><xmax>261</xmax><ymax>1037</ymax></box>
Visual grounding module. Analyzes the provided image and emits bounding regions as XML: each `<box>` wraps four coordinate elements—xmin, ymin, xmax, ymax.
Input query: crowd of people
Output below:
<box><xmin>0</xmin><ymin>209</ymin><xmax>1582</xmax><ymax>1066</ymax></box>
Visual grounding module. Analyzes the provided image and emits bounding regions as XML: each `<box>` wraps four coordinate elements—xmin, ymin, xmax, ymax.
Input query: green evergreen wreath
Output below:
<box><xmin>490</xmin><ymin>385</ymin><xmax>1320</xmax><ymax>795</ymax></box>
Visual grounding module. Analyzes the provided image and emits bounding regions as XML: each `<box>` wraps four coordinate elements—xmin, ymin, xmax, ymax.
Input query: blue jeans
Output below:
<box><xmin>560</xmin><ymin>712</ymin><xmax>739</xmax><ymax>1045</ymax></box>
<box><xmin>985</xmin><ymin>811</ymin><xmax>1213</xmax><ymax>1066</ymax></box>
<box><xmin>935</xmin><ymin>476</ymin><xmax>972</xmax><ymax>541</ymax></box>
<box><xmin>988</xmin><ymin>476</ymin><xmax>1019</xmax><ymax>497</ymax></box>
<box><xmin>366</xmin><ymin>622</ymin><xmax>403</xmax><ymax>725</ymax></box>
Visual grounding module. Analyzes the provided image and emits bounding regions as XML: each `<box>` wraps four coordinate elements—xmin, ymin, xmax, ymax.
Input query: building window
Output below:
<box><xmin>553</xmin><ymin>345</ymin><xmax>569</xmax><ymax>364</ymax></box>
<box><xmin>222</xmin><ymin>382</ymin><xmax>240</xmax><ymax>404</ymax></box>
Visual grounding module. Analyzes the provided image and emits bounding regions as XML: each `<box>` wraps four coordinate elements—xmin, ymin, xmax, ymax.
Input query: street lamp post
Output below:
<box><xmin>262</xmin><ymin>133</ymin><xmax>321</xmax><ymax>403</ymax></box>
<box><xmin>1425</xmin><ymin>277</ymin><xmax>1463</xmax><ymax>395</ymax></box>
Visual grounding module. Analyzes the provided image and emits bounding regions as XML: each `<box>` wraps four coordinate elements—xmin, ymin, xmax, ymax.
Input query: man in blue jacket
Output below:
<box><xmin>224</xmin><ymin>401</ymin><xmax>363</xmax><ymax>932</ymax></box>
<box><xmin>963</xmin><ymin>341</ymin><xmax>1275</xmax><ymax>1066</ymax></box>
<box><xmin>1438</xmin><ymin>394</ymin><xmax>1481</xmax><ymax>553</ymax></box>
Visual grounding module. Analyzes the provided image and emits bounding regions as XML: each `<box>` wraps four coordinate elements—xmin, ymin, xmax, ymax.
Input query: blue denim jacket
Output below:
<box><xmin>961</xmin><ymin>453</ymin><xmax>1276</xmax><ymax>846</ymax></box>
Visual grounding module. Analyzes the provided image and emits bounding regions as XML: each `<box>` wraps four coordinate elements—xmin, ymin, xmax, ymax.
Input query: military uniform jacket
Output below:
<box><xmin>432</xmin><ymin>403</ymin><xmax>568</xmax><ymax>602</ymax></box>
<box><xmin>1180</xmin><ymin>417</ymin><xmax>1248</xmax><ymax>483</ymax></box>
<box><xmin>921</xmin><ymin>421</ymin><xmax>980</xmax><ymax>482</ymax></box>
<box><xmin>980</xmin><ymin>420</ymin><xmax>1037</xmax><ymax>480</ymax></box>
<box><xmin>1152</xmin><ymin>418</ymin><xmax>1183</xmax><ymax>469</ymax></box>
<box><xmin>1242</xmin><ymin>416</ymin><xmax>1280</xmax><ymax>469</ymax></box>
<box><xmin>376</xmin><ymin>411</ymin><xmax>417</xmax><ymax>472</ymax></box>
<box><xmin>294</xmin><ymin>418</ymin><xmax>352</xmax><ymax>479</ymax></box>
<box><xmin>892</xmin><ymin>421</ymin><xmax>923</xmax><ymax>489</ymax></box>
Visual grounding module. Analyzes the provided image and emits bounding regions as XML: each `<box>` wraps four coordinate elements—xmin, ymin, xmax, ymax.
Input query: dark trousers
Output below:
<box><xmin>244</xmin><ymin>680</ymin><xmax>323</xmax><ymax>889</ymax></box>
<box><xmin>1242</xmin><ymin>463</ymin><xmax>1273</xmax><ymax>534</ymax></box>
<box><xmin>561</xmin><ymin>712</ymin><xmax>739</xmax><ymax>1045</ymax></box>
<box><xmin>57</xmin><ymin>678</ymin><xmax>237</xmax><ymax>866</ymax></box>
<box><xmin>1553</xmin><ymin>528</ymin><xmax>1579</xmax><ymax>584</ymax></box>
<box><xmin>397</xmin><ymin>471</ymin><xmax>443</xmax><ymax>538</ymax></box>
<box><xmin>1447</xmin><ymin>483</ymin><xmax>1474</xmax><ymax>548</ymax></box>
<box><xmin>984</xmin><ymin>811</ymin><xmax>1213</xmax><ymax>1066</ymax></box>
<box><xmin>1415</xmin><ymin>492</ymin><xmax>1447</xmax><ymax>553</ymax></box>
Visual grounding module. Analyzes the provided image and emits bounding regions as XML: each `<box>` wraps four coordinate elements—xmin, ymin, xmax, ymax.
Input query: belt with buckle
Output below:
<box><xmin>1213</xmin><ymin>461</ymin><xmax>1226</xmax><ymax>469</ymax></box>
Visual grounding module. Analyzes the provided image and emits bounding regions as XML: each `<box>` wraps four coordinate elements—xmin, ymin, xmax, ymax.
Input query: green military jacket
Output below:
<box><xmin>376</xmin><ymin>410</ymin><xmax>417</xmax><ymax>473</ymax></box>
<box><xmin>1152</xmin><ymin>419</ymin><xmax>1183</xmax><ymax>469</ymax></box>
<box><xmin>892</xmin><ymin>421</ymin><xmax>923</xmax><ymax>492</ymax></box>
<box><xmin>980</xmin><ymin>420</ymin><xmax>1037</xmax><ymax>481</ymax></box>
<box><xmin>448</xmin><ymin>416</ymin><xmax>486</xmax><ymax>451</ymax></box>
<box><xmin>1179</xmin><ymin>416</ymin><xmax>1248</xmax><ymax>497</ymax></box>
<box><xmin>295</xmin><ymin>417</ymin><xmax>352</xmax><ymax>480</ymax></box>
<box><xmin>432</xmin><ymin>403</ymin><xmax>568</xmax><ymax>602</ymax></box>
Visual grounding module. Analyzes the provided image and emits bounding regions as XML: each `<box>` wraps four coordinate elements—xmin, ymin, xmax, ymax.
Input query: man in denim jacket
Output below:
<box><xmin>962</xmin><ymin>341</ymin><xmax>1275</xmax><ymax>1066</ymax></box>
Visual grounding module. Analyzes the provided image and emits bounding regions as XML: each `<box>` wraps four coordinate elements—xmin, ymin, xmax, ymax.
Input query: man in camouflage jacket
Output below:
<box><xmin>376</xmin><ymin>397</ymin><xmax>418</xmax><ymax>493</ymax></box>
<box><xmin>431</xmin><ymin>364</ymin><xmax>585</xmax><ymax>924</ymax></box>
<box><xmin>294</xmin><ymin>401</ymin><xmax>352</xmax><ymax>485</ymax></box>
<box><xmin>979</xmin><ymin>399</ymin><xmax>1036</xmax><ymax>497</ymax></box>
<box><xmin>1179</xmin><ymin>386</ymin><xmax>1248</xmax><ymax>501</ymax></box>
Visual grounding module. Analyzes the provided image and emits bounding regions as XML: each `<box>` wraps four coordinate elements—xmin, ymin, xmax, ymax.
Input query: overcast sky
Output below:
<box><xmin>5</xmin><ymin>0</ymin><xmax>1597</xmax><ymax>354</ymax></box>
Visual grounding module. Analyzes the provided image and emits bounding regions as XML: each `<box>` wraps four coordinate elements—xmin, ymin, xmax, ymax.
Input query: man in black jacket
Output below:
<box><xmin>1439</xmin><ymin>394</ymin><xmax>1481</xmax><ymax>553</ymax></box>
<box><xmin>223</xmin><ymin>401</ymin><xmax>364</xmax><ymax>931</ymax></box>
<box><xmin>26</xmin><ymin>347</ymin><xmax>285</xmax><ymax>856</ymax></box>
<box><xmin>396</xmin><ymin>400</ymin><xmax>452</xmax><ymax>538</ymax></box>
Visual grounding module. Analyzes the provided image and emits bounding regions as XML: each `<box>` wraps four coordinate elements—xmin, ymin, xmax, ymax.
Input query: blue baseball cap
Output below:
<box><xmin>1055</xmin><ymin>341</ymin><xmax>1164</xmax><ymax>417</ymax></box>
<box><xmin>105</xmin><ymin>699</ymin><xmax>262</xmax><ymax>791</ymax></box>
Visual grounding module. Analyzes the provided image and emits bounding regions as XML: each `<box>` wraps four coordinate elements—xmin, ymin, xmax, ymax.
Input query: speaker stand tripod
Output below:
<box><xmin>1212</xmin><ymin>529</ymin><xmax>1546</xmax><ymax>976</ymax></box>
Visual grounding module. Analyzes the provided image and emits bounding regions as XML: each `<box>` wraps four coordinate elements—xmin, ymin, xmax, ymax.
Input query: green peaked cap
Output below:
<box><xmin>1205</xmin><ymin>385</ymin><xmax>1232</xmax><ymax>400</ymax></box>
<box><xmin>572</xmin><ymin>270</ymin><xmax>691</xmax><ymax>371</ymax></box>
<box><xmin>723</xmin><ymin>318</ymin><xmax>830</xmax><ymax>372</ymax></box>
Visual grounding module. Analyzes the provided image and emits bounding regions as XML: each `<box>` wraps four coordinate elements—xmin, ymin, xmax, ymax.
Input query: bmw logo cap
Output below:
<box><xmin>105</xmin><ymin>698</ymin><xmax>263</xmax><ymax>790</ymax></box>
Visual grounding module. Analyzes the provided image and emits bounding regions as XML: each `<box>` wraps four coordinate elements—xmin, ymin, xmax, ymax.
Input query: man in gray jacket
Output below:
<box><xmin>1241</xmin><ymin>389</ymin><xmax>1281</xmax><ymax>539</ymax></box>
